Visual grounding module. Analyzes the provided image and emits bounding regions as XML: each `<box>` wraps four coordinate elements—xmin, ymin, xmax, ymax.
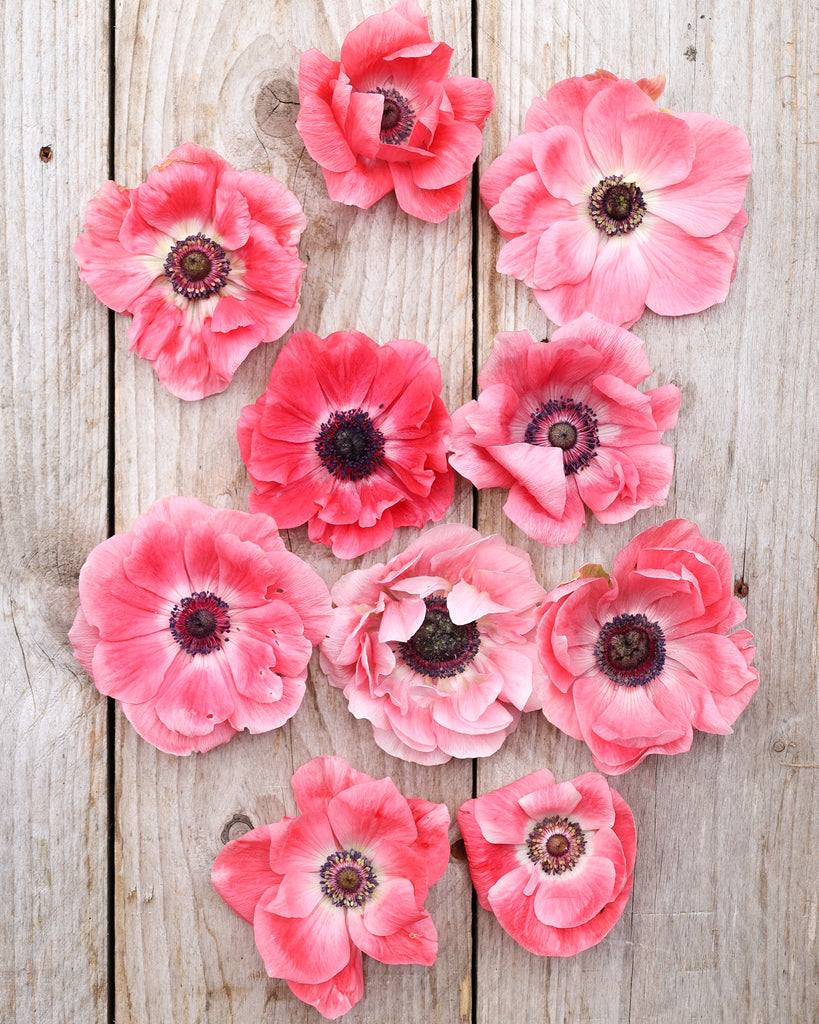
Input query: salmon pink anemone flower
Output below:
<box><xmin>536</xmin><ymin>519</ymin><xmax>759</xmax><ymax>774</ymax></box>
<box><xmin>74</xmin><ymin>143</ymin><xmax>307</xmax><ymax>399</ymax></box>
<box><xmin>458</xmin><ymin>768</ymin><xmax>636</xmax><ymax>956</ymax></box>
<box><xmin>237</xmin><ymin>329</ymin><xmax>454</xmax><ymax>559</ymax></box>
<box><xmin>319</xmin><ymin>524</ymin><xmax>547</xmax><ymax>765</ymax></box>
<box><xmin>211</xmin><ymin>756</ymin><xmax>450</xmax><ymax>1019</ymax></box>
<box><xmin>449</xmin><ymin>315</ymin><xmax>681</xmax><ymax>546</ymax></box>
<box><xmin>480</xmin><ymin>72</ymin><xmax>751</xmax><ymax>327</ymax></box>
<box><xmin>296</xmin><ymin>0</ymin><xmax>494</xmax><ymax>222</ymax></box>
<box><xmin>68</xmin><ymin>497</ymin><xmax>332</xmax><ymax>755</ymax></box>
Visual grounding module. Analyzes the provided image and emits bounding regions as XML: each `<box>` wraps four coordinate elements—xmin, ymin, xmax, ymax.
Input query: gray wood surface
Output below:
<box><xmin>2</xmin><ymin>0</ymin><xmax>816</xmax><ymax>1022</ymax></box>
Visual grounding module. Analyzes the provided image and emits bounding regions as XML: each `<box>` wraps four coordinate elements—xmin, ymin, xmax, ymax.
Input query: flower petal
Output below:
<box><xmin>253</xmin><ymin>899</ymin><xmax>352</xmax><ymax>985</ymax></box>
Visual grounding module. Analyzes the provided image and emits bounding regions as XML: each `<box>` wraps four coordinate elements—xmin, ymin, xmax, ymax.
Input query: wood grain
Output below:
<box><xmin>475</xmin><ymin>1</ymin><xmax>818</xmax><ymax>1022</ymax></box>
<box><xmin>113</xmin><ymin>2</ymin><xmax>474</xmax><ymax>1021</ymax></box>
<box><xmin>0</xmin><ymin>0</ymin><xmax>111</xmax><ymax>1020</ymax></box>
<box><xmin>2</xmin><ymin>0</ymin><xmax>816</xmax><ymax>1021</ymax></box>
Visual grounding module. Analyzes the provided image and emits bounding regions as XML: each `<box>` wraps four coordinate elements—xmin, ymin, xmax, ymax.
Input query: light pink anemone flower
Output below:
<box><xmin>212</xmin><ymin>756</ymin><xmax>450</xmax><ymax>1019</ymax></box>
<box><xmin>458</xmin><ymin>768</ymin><xmax>636</xmax><ymax>956</ymax></box>
<box><xmin>68</xmin><ymin>497</ymin><xmax>332</xmax><ymax>755</ymax></box>
<box><xmin>319</xmin><ymin>524</ymin><xmax>547</xmax><ymax>765</ymax></box>
<box><xmin>237</xmin><ymin>329</ymin><xmax>454</xmax><ymax>559</ymax></box>
<box><xmin>536</xmin><ymin>519</ymin><xmax>759</xmax><ymax>774</ymax></box>
<box><xmin>449</xmin><ymin>314</ymin><xmax>681</xmax><ymax>546</ymax></box>
<box><xmin>74</xmin><ymin>144</ymin><xmax>306</xmax><ymax>399</ymax></box>
<box><xmin>480</xmin><ymin>72</ymin><xmax>751</xmax><ymax>327</ymax></box>
<box><xmin>296</xmin><ymin>0</ymin><xmax>494</xmax><ymax>222</ymax></box>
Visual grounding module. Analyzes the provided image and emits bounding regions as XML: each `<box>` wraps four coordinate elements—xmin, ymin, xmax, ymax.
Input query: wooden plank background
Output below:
<box><xmin>2</xmin><ymin>0</ymin><xmax>816</xmax><ymax>1021</ymax></box>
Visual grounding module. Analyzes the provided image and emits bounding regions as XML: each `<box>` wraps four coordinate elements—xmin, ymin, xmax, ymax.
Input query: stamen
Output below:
<box><xmin>164</xmin><ymin>233</ymin><xmax>231</xmax><ymax>300</ymax></box>
<box><xmin>319</xmin><ymin>849</ymin><xmax>379</xmax><ymax>909</ymax></box>
<box><xmin>526</xmin><ymin>815</ymin><xmax>586</xmax><ymax>874</ymax></box>
<box><xmin>169</xmin><ymin>591</ymin><xmax>231</xmax><ymax>656</ymax></box>
<box><xmin>370</xmin><ymin>87</ymin><xmax>415</xmax><ymax>145</ymax></box>
<box><xmin>397</xmin><ymin>596</ymin><xmax>480</xmax><ymax>679</ymax></box>
<box><xmin>314</xmin><ymin>408</ymin><xmax>386</xmax><ymax>482</ymax></box>
<box><xmin>524</xmin><ymin>396</ymin><xmax>599</xmax><ymax>475</ymax></box>
<box><xmin>589</xmin><ymin>175</ymin><xmax>646</xmax><ymax>236</ymax></box>
<box><xmin>595</xmin><ymin>612</ymin><xmax>666</xmax><ymax>687</ymax></box>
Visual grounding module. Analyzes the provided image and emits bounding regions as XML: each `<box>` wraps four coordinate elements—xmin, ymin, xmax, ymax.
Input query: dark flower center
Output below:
<box><xmin>595</xmin><ymin>612</ymin><xmax>666</xmax><ymax>687</ymax></box>
<box><xmin>320</xmin><ymin>849</ymin><xmax>378</xmax><ymax>909</ymax></box>
<box><xmin>526</xmin><ymin>815</ymin><xmax>586</xmax><ymax>875</ymax></box>
<box><xmin>169</xmin><ymin>591</ymin><xmax>231</xmax><ymax>656</ymax></box>
<box><xmin>397</xmin><ymin>596</ymin><xmax>480</xmax><ymax>679</ymax></box>
<box><xmin>524</xmin><ymin>396</ymin><xmax>600</xmax><ymax>475</ymax></box>
<box><xmin>163</xmin><ymin>233</ymin><xmax>231</xmax><ymax>300</ymax></box>
<box><xmin>314</xmin><ymin>408</ymin><xmax>386</xmax><ymax>482</ymax></box>
<box><xmin>589</xmin><ymin>174</ymin><xmax>646</xmax><ymax>235</ymax></box>
<box><xmin>371</xmin><ymin>86</ymin><xmax>415</xmax><ymax>145</ymax></box>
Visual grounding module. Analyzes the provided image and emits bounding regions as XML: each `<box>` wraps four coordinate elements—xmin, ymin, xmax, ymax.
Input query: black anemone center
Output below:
<box><xmin>609</xmin><ymin>628</ymin><xmax>650</xmax><ymax>669</ymax></box>
<box><xmin>185</xmin><ymin>608</ymin><xmax>217</xmax><ymax>638</ymax></box>
<box><xmin>381</xmin><ymin>98</ymin><xmax>402</xmax><ymax>132</ymax></box>
<box><xmin>180</xmin><ymin>250</ymin><xmax>211</xmax><ymax>281</ymax></box>
<box><xmin>398</xmin><ymin>596</ymin><xmax>480</xmax><ymax>679</ymax></box>
<box><xmin>589</xmin><ymin>175</ymin><xmax>646</xmax><ymax>236</ymax></box>
<box><xmin>547</xmin><ymin>422</ymin><xmax>578</xmax><ymax>450</ymax></box>
<box><xmin>163</xmin><ymin>233</ymin><xmax>231</xmax><ymax>300</ymax></box>
<box><xmin>595</xmin><ymin>612</ymin><xmax>666</xmax><ymax>687</ymax></box>
<box><xmin>603</xmin><ymin>184</ymin><xmax>633</xmax><ymax>221</ymax></box>
<box><xmin>320</xmin><ymin>850</ymin><xmax>378</xmax><ymax>909</ymax></box>
<box><xmin>335</xmin><ymin>867</ymin><xmax>361</xmax><ymax>892</ymax></box>
<box><xmin>526</xmin><ymin>815</ymin><xmax>586</xmax><ymax>875</ymax></box>
<box><xmin>370</xmin><ymin>86</ymin><xmax>415</xmax><ymax>145</ymax></box>
<box><xmin>169</xmin><ymin>591</ymin><xmax>231</xmax><ymax>656</ymax></box>
<box><xmin>314</xmin><ymin>408</ymin><xmax>386</xmax><ymax>482</ymax></box>
<box><xmin>524</xmin><ymin>396</ymin><xmax>599</xmax><ymax>475</ymax></box>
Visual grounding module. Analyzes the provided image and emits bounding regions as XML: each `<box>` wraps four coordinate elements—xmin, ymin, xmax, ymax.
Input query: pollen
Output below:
<box><xmin>589</xmin><ymin>175</ymin><xmax>646</xmax><ymax>236</ymax></box>
<box><xmin>371</xmin><ymin>86</ymin><xmax>415</xmax><ymax>145</ymax></box>
<box><xmin>526</xmin><ymin>815</ymin><xmax>587</xmax><ymax>874</ymax></box>
<box><xmin>164</xmin><ymin>233</ymin><xmax>231</xmax><ymax>300</ymax></box>
<box><xmin>524</xmin><ymin>396</ymin><xmax>600</xmax><ymax>475</ymax></box>
<box><xmin>397</xmin><ymin>595</ymin><xmax>481</xmax><ymax>679</ymax></box>
<box><xmin>319</xmin><ymin>849</ymin><xmax>379</xmax><ymax>909</ymax></box>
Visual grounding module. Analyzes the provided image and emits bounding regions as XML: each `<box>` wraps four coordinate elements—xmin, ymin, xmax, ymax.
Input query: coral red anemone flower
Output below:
<box><xmin>211</xmin><ymin>756</ymin><xmax>450</xmax><ymax>1019</ymax></box>
<box><xmin>319</xmin><ymin>523</ymin><xmax>547</xmax><ymax>765</ymax></box>
<box><xmin>536</xmin><ymin>519</ymin><xmax>759</xmax><ymax>774</ymax></box>
<box><xmin>449</xmin><ymin>314</ymin><xmax>681</xmax><ymax>546</ymax></box>
<box><xmin>68</xmin><ymin>497</ymin><xmax>332</xmax><ymax>754</ymax></box>
<box><xmin>74</xmin><ymin>143</ymin><xmax>307</xmax><ymax>399</ymax></box>
<box><xmin>480</xmin><ymin>72</ymin><xmax>751</xmax><ymax>327</ymax></box>
<box><xmin>237</xmin><ymin>329</ymin><xmax>454</xmax><ymax>559</ymax></box>
<box><xmin>458</xmin><ymin>768</ymin><xmax>636</xmax><ymax>956</ymax></box>
<box><xmin>296</xmin><ymin>0</ymin><xmax>494</xmax><ymax>222</ymax></box>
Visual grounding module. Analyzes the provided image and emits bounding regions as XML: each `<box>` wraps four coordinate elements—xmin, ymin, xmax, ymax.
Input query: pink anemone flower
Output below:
<box><xmin>449</xmin><ymin>314</ymin><xmax>681</xmax><ymax>546</ymax></box>
<box><xmin>296</xmin><ymin>0</ymin><xmax>494</xmax><ymax>222</ymax></box>
<box><xmin>237</xmin><ymin>329</ymin><xmax>454</xmax><ymax>559</ymax></box>
<box><xmin>480</xmin><ymin>72</ymin><xmax>751</xmax><ymax>327</ymax></box>
<box><xmin>211</xmin><ymin>756</ymin><xmax>450</xmax><ymax>1020</ymax></box>
<box><xmin>68</xmin><ymin>497</ymin><xmax>332</xmax><ymax>755</ymax></box>
<box><xmin>74</xmin><ymin>143</ymin><xmax>307</xmax><ymax>399</ymax></box>
<box><xmin>458</xmin><ymin>768</ymin><xmax>636</xmax><ymax>956</ymax></box>
<box><xmin>319</xmin><ymin>523</ymin><xmax>547</xmax><ymax>765</ymax></box>
<box><xmin>536</xmin><ymin>519</ymin><xmax>759</xmax><ymax>774</ymax></box>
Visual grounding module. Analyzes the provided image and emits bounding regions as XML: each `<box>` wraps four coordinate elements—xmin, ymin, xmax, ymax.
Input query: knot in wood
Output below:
<box><xmin>220</xmin><ymin>813</ymin><xmax>255</xmax><ymax>845</ymax></box>
<box><xmin>254</xmin><ymin>78</ymin><xmax>299</xmax><ymax>138</ymax></box>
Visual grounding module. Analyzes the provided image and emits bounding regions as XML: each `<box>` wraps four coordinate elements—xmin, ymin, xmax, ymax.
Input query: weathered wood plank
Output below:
<box><xmin>0</xmin><ymin>0</ymin><xmax>111</xmax><ymax>1020</ymax></box>
<box><xmin>113</xmin><ymin>1</ymin><xmax>474</xmax><ymax>1020</ymax></box>
<box><xmin>475</xmin><ymin>1</ymin><xmax>817</xmax><ymax>1022</ymax></box>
